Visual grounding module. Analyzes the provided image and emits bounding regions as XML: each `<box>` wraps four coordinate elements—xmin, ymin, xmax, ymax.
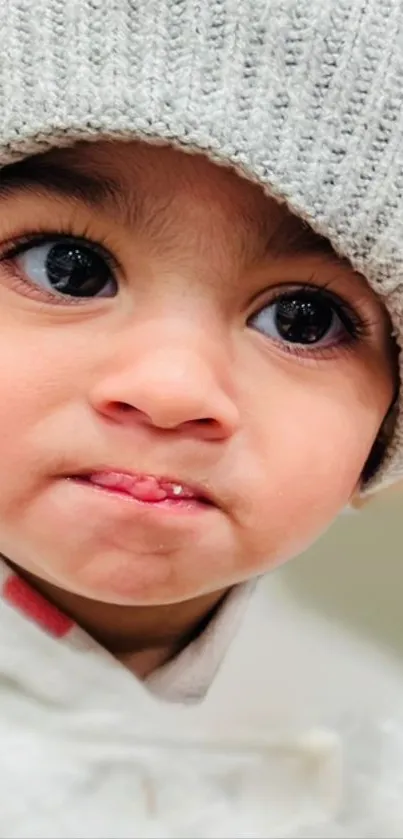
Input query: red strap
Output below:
<box><xmin>3</xmin><ymin>575</ymin><xmax>73</xmax><ymax>638</ymax></box>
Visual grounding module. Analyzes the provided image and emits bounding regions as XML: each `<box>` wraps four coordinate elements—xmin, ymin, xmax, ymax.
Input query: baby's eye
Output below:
<box><xmin>13</xmin><ymin>237</ymin><xmax>117</xmax><ymax>299</ymax></box>
<box><xmin>248</xmin><ymin>288</ymin><xmax>357</xmax><ymax>348</ymax></box>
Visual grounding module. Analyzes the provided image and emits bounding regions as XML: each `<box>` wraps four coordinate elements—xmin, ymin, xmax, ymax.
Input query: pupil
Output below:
<box><xmin>275</xmin><ymin>293</ymin><xmax>333</xmax><ymax>344</ymax></box>
<box><xmin>46</xmin><ymin>244</ymin><xmax>109</xmax><ymax>297</ymax></box>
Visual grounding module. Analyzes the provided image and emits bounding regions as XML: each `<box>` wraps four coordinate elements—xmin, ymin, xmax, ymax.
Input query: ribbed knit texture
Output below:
<box><xmin>0</xmin><ymin>0</ymin><xmax>403</xmax><ymax>490</ymax></box>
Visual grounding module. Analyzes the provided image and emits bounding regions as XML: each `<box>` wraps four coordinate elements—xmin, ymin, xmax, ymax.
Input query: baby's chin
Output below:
<box><xmin>10</xmin><ymin>549</ymin><xmax>228</xmax><ymax>610</ymax></box>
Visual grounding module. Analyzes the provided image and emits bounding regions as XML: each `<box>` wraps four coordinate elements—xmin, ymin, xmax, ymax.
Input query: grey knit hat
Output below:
<box><xmin>1</xmin><ymin>0</ymin><xmax>403</xmax><ymax>492</ymax></box>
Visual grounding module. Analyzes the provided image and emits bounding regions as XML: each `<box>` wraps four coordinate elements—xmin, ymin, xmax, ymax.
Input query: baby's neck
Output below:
<box><xmin>12</xmin><ymin>568</ymin><xmax>228</xmax><ymax>678</ymax></box>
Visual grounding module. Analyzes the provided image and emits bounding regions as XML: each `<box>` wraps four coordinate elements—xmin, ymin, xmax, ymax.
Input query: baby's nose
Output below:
<box><xmin>92</xmin><ymin>342</ymin><xmax>240</xmax><ymax>441</ymax></box>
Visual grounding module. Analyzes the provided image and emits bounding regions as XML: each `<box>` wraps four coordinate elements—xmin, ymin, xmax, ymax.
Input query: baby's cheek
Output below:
<box><xmin>0</xmin><ymin>341</ymin><xmax>85</xmax><ymax>516</ymax></box>
<box><xmin>242</xmin><ymin>408</ymin><xmax>378</xmax><ymax>570</ymax></box>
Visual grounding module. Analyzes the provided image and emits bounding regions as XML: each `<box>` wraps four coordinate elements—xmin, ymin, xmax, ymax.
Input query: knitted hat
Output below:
<box><xmin>1</xmin><ymin>0</ymin><xmax>403</xmax><ymax>492</ymax></box>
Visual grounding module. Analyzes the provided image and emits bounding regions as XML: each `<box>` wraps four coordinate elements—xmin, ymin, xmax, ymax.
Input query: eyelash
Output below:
<box><xmin>248</xmin><ymin>283</ymin><xmax>373</xmax><ymax>361</ymax></box>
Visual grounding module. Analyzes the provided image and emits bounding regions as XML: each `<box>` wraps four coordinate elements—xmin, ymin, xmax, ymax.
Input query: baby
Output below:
<box><xmin>0</xmin><ymin>0</ymin><xmax>402</xmax><ymax>835</ymax></box>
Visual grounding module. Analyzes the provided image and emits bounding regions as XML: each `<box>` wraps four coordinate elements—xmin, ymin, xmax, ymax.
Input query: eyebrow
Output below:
<box><xmin>264</xmin><ymin>214</ymin><xmax>337</xmax><ymax>261</ymax></box>
<box><xmin>0</xmin><ymin>155</ymin><xmax>122</xmax><ymax>210</ymax></box>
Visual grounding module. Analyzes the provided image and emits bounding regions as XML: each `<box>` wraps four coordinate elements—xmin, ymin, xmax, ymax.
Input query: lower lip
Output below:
<box><xmin>69</xmin><ymin>477</ymin><xmax>213</xmax><ymax>516</ymax></box>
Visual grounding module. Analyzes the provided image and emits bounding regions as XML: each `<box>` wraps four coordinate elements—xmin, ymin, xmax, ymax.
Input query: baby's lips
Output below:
<box><xmin>86</xmin><ymin>471</ymin><xmax>201</xmax><ymax>502</ymax></box>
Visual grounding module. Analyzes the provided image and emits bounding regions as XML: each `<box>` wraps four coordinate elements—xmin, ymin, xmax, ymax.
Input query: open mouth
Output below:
<box><xmin>71</xmin><ymin>471</ymin><xmax>215</xmax><ymax>508</ymax></box>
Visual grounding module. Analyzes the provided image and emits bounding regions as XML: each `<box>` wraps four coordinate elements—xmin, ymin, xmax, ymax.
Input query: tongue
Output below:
<box><xmin>88</xmin><ymin>472</ymin><xmax>191</xmax><ymax>502</ymax></box>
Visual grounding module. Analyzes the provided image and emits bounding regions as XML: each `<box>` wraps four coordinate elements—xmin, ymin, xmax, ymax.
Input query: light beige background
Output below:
<box><xmin>216</xmin><ymin>489</ymin><xmax>403</xmax><ymax>732</ymax></box>
<box><xmin>279</xmin><ymin>488</ymin><xmax>403</xmax><ymax>660</ymax></box>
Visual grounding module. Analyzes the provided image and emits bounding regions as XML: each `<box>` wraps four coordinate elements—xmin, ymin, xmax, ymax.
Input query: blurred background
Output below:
<box><xmin>218</xmin><ymin>486</ymin><xmax>403</xmax><ymax>732</ymax></box>
<box><xmin>239</xmin><ymin>485</ymin><xmax>403</xmax><ymax>729</ymax></box>
<box><xmin>280</xmin><ymin>487</ymin><xmax>403</xmax><ymax>660</ymax></box>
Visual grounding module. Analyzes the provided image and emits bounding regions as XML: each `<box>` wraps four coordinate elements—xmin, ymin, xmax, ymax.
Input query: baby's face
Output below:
<box><xmin>0</xmin><ymin>141</ymin><xmax>393</xmax><ymax>605</ymax></box>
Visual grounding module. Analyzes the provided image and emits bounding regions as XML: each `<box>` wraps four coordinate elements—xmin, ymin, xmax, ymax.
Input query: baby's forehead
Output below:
<box><xmin>1</xmin><ymin>140</ymin><xmax>336</xmax><ymax>264</ymax></box>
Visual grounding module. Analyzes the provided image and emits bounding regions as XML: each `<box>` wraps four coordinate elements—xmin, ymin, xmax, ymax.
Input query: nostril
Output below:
<box><xmin>179</xmin><ymin>416</ymin><xmax>225</xmax><ymax>440</ymax></box>
<box><xmin>101</xmin><ymin>401</ymin><xmax>144</xmax><ymax>425</ymax></box>
<box><xmin>181</xmin><ymin>417</ymin><xmax>215</xmax><ymax>429</ymax></box>
<box><xmin>115</xmin><ymin>402</ymin><xmax>134</xmax><ymax>413</ymax></box>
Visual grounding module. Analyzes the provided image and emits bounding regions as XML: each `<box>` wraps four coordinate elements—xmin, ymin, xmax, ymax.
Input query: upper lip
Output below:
<box><xmin>71</xmin><ymin>469</ymin><xmax>217</xmax><ymax>506</ymax></box>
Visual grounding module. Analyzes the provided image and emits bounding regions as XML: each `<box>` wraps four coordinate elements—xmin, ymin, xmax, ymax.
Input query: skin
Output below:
<box><xmin>0</xmin><ymin>140</ymin><xmax>395</xmax><ymax>674</ymax></box>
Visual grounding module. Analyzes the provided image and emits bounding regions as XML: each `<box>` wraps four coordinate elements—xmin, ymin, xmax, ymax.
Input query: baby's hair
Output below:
<box><xmin>362</xmin><ymin>403</ymin><xmax>398</xmax><ymax>486</ymax></box>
